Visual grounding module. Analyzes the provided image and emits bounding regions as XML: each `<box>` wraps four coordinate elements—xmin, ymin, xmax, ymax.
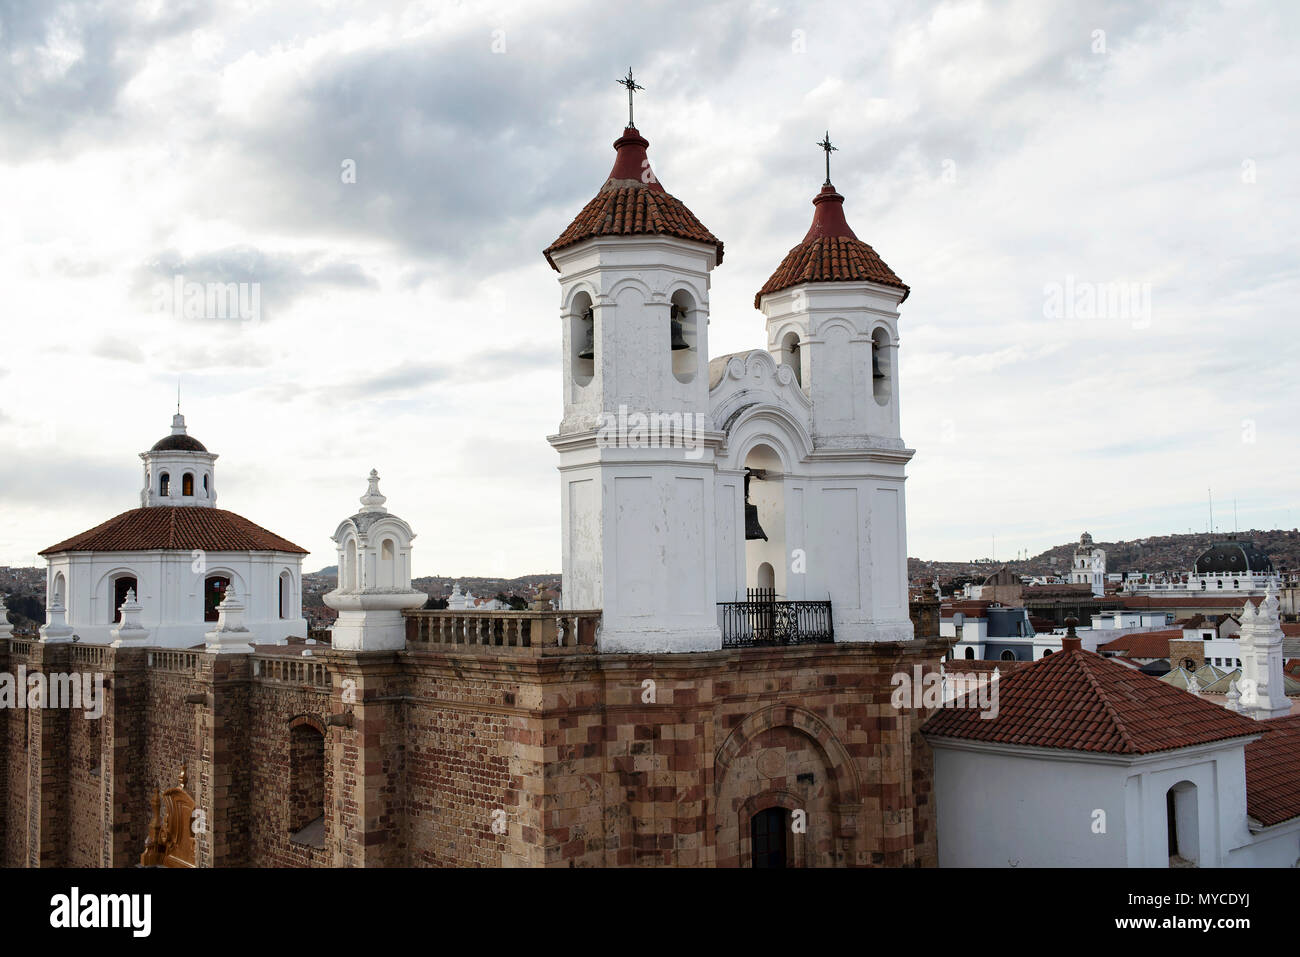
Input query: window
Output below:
<box><xmin>1167</xmin><ymin>782</ymin><xmax>1199</xmax><ymax>866</ymax></box>
<box><xmin>781</xmin><ymin>331</ymin><xmax>802</xmax><ymax>386</ymax></box>
<box><xmin>964</xmin><ymin>647</ymin><xmax>975</xmax><ymax>660</ymax></box>
<box><xmin>1000</xmin><ymin>650</ymin><xmax>1017</xmax><ymax>661</ymax></box>
<box><xmin>670</xmin><ymin>292</ymin><xmax>697</xmax><ymax>384</ymax></box>
<box><xmin>182</xmin><ymin>472</ymin><xmax>194</xmax><ymax>496</ymax></box>
<box><xmin>204</xmin><ymin>575</ymin><xmax>230</xmax><ymax>622</ymax></box>
<box><xmin>871</xmin><ymin>328</ymin><xmax>890</xmax><ymax>405</ymax></box>
<box><xmin>570</xmin><ymin>294</ymin><xmax>595</xmax><ymax>388</ymax></box>
<box><xmin>750</xmin><ymin>807</ymin><xmax>788</xmax><ymax>868</ymax></box>
<box><xmin>159</xmin><ymin>472</ymin><xmax>170</xmax><ymax>496</ymax></box>
<box><xmin>202</xmin><ymin>474</ymin><xmax>210</xmax><ymax>496</ymax></box>
<box><xmin>1043</xmin><ymin>649</ymin><xmax>1053</xmax><ymax>656</ymax></box>
<box><xmin>289</xmin><ymin>721</ymin><xmax>326</xmax><ymax>847</ymax></box>
<box><xmin>279</xmin><ymin>571</ymin><xmax>292</xmax><ymax>619</ymax></box>
<box><xmin>379</xmin><ymin>539</ymin><xmax>396</xmax><ymax>588</ymax></box>
<box><xmin>112</xmin><ymin>575</ymin><xmax>138</xmax><ymax>623</ymax></box>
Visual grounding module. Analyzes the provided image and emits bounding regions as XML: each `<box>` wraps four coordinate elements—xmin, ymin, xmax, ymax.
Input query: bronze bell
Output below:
<box><xmin>577</xmin><ymin>307</ymin><xmax>594</xmax><ymax>361</ymax></box>
<box><xmin>670</xmin><ymin>303</ymin><xmax>689</xmax><ymax>351</ymax></box>
<box><xmin>743</xmin><ymin>468</ymin><xmax>768</xmax><ymax>541</ymax></box>
<box><xmin>872</xmin><ymin>350</ymin><xmax>886</xmax><ymax>379</ymax></box>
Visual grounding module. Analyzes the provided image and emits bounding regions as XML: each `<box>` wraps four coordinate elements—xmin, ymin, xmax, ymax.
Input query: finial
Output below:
<box><xmin>817</xmin><ymin>131</ymin><xmax>837</xmax><ymax>185</ymax></box>
<box><xmin>617</xmin><ymin>67</ymin><xmax>644</xmax><ymax>127</ymax></box>
<box><xmin>360</xmin><ymin>468</ymin><xmax>388</xmax><ymax>513</ymax></box>
<box><xmin>177</xmin><ymin>376</ymin><xmax>182</xmax><ymax>415</ymax></box>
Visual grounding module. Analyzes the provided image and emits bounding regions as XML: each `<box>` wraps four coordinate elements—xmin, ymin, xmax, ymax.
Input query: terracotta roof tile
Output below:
<box><xmin>754</xmin><ymin>184</ymin><xmax>906</xmax><ymax>307</ymax></box>
<box><xmin>544</xmin><ymin>127</ymin><xmax>722</xmax><ymax>269</ymax></box>
<box><xmin>40</xmin><ymin>507</ymin><xmax>308</xmax><ymax>556</ymax></box>
<box><xmin>1244</xmin><ymin>715</ymin><xmax>1300</xmax><ymax>826</ymax></box>
<box><xmin>923</xmin><ymin>646</ymin><xmax>1263</xmax><ymax>755</ymax></box>
<box><xmin>1098</xmin><ymin>629</ymin><xmax>1181</xmax><ymax>659</ymax></box>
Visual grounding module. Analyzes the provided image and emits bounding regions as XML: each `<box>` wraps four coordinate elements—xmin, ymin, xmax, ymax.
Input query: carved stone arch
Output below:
<box><xmin>814</xmin><ymin>315</ymin><xmax>858</xmax><ymax>340</ymax></box>
<box><xmin>738</xmin><ymin>789</ymin><xmax>810</xmax><ymax>867</ymax></box>
<box><xmin>561</xmin><ymin>280</ymin><xmax>599</xmax><ymax>316</ymax></box>
<box><xmin>867</xmin><ymin>318</ymin><xmax>899</xmax><ymax>346</ymax></box>
<box><xmin>715</xmin><ymin>704</ymin><xmax>862</xmax><ymax>808</ymax></box>
<box><xmin>664</xmin><ymin>277</ymin><xmax>708</xmax><ymax>310</ymax></box>
<box><xmin>769</xmin><ymin>319</ymin><xmax>808</xmax><ymax>348</ymax></box>
<box><xmin>288</xmin><ymin>713</ymin><xmax>326</xmax><ymax>735</ymax></box>
<box><xmin>722</xmin><ymin>405</ymin><xmax>815</xmax><ymax>471</ymax></box>
<box><xmin>603</xmin><ymin>274</ymin><xmax>654</xmax><ymax>303</ymax></box>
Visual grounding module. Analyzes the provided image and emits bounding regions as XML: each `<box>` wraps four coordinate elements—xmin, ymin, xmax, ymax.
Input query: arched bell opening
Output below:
<box><xmin>780</xmin><ymin>331</ymin><xmax>803</xmax><ymax>387</ymax></box>
<box><xmin>670</xmin><ymin>289</ymin><xmax>698</xmax><ymax>384</ymax></box>
<box><xmin>570</xmin><ymin>291</ymin><xmax>595</xmax><ymax>388</ymax></box>
<box><xmin>871</xmin><ymin>328</ymin><xmax>891</xmax><ymax>406</ymax></box>
<box><xmin>744</xmin><ymin>444</ymin><xmax>785</xmax><ymax>597</ymax></box>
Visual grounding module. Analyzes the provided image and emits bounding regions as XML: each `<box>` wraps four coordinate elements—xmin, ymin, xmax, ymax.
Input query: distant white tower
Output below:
<box><xmin>323</xmin><ymin>470</ymin><xmax>425</xmax><ymax>651</ymax></box>
<box><xmin>1238</xmin><ymin>581</ymin><xmax>1290</xmax><ymax>720</ymax></box>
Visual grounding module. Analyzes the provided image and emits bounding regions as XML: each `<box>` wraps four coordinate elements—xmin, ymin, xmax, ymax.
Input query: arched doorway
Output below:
<box><xmin>112</xmin><ymin>575</ymin><xmax>138</xmax><ymax>623</ymax></box>
<box><xmin>750</xmin><ymin>807</ymin><xmax>788</xmax><ymax>868</ymax></box>
<box><xmin>1167</xmin><ymin>781</ymin><xmax>1199</xmax><ymax>866</ymax></box>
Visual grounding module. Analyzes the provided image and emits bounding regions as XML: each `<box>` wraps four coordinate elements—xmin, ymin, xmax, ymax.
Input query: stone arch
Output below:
<box><xmin>716</xmin><ymin>704</ymin><xmax>861</xmax><ymax>806</ymax></box>
<box><xmin>714</xmin><ymin>704</ymin><xmax>862</xmax><ymax>866</ymax></box>
<box><xmin>603</xmin><ymin>274</ymin><xmax>653</xmax><ymax>303</ymax></box>
<box><xmin>725</xmin><ymin>407</ymin><xmax>814</xmax><ymax>473</ymax></box>
<box><xmin>739</xmin><ymin>790</ymin><xmax>808</xmax><ymax>867</ymax></box>
<box><xmin>815</xmin><ymin>315</ymin><xmax>858</xmax><ymax>340</ymax></box>
<box><xmin>561</xmin><ymin>280</ymin><xmax>599</xmax><ymax>317</ymax></box>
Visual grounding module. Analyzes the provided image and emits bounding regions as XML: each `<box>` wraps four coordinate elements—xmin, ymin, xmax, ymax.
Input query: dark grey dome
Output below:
<box><xmin>1195</xmin><ymin>540</ymin><xmax>1272</xmax><ymax>575</ymax></box>
<box><xmin>151</xmin><ymin>434</ymin><xmax>208</xmax><ymax>452</ymax></box>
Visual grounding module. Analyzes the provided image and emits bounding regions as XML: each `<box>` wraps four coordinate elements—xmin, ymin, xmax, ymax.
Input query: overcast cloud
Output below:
<box><xmin>1</xmin><ymin>0</ymin><xmax>1297</xmax><ymax>576</ymax></box>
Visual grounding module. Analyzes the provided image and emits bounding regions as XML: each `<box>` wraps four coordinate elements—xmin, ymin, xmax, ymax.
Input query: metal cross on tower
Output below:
<box><xmin>617</xmin><ymin>68</ymin><xmax>644</xmax><ymax>127</ymax></box>
<box><xmin>817</xmin><ymin>131</ymin><xmax>837</xmax><ymax>185</ymax></box>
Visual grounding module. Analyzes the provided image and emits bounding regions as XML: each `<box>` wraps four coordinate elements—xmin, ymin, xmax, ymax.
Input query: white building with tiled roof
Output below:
<box><xmin>925</xmin><ymin>621</ymin><xmax>1300</xmax><ymax>867</ymax></box>
<box><xmin>37</xmin><ymin>412</ymin><xmax>308</xmax><ymax>649</ymax></box>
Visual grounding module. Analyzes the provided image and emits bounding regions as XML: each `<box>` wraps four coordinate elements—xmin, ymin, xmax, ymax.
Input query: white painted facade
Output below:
<box><xmin>548</xmin><ymin>213</ymin><xmax>913</xmax><ymax>652</ymax></box>
<box><xmin>40</xmin><ymin>414</ymin><xmax>307</xmax><ymax>648</ymax></box>
<box><xmin>930</xmin><ymin>735</ymin><xmax>1299</xmax><ymax>868</ymax></box>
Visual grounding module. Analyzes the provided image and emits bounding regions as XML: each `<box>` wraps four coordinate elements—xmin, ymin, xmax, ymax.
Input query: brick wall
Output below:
<box><xmin>3</xmin><ymin>634</ymin><xmax>944</xmax><ymax>869</ymax></box>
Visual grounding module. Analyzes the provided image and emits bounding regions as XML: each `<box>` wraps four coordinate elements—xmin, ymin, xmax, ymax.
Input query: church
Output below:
<box><xmin>36</xmin><ymin>412</ymin><xmax>308</xmax><ymax>649</ymax></box>
<box><xmin>1</xmin><ymin>86</ymin><xmax>945</xmax><ymax>867</ymax></box>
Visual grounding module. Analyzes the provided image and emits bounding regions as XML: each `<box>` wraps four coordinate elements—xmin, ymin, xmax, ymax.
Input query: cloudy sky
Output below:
<box><xmin>1</xmin><ymin>0</ymin><xmax>1297</xmax><ymax>577</ymax></box>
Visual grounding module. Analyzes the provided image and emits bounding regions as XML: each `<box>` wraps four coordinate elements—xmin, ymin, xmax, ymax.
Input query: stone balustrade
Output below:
<box><xmin>403</xmin><ymin>609</ymin><xmax>601</xmax><ymax>655</ymax></box>
<box><xmin>252</xmin><ymin>655</ymin><xmax>330</xmax><ymax>688</ymax></box>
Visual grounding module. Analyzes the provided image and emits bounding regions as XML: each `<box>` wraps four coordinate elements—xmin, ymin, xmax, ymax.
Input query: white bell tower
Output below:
<box><xmin>544</xmin><ymin>95</ymin><xmax>725</xmax><ymax>653</ymax></box>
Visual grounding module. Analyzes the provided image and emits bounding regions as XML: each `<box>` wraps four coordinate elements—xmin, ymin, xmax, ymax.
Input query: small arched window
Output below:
<box><xmin>203</xmin><ymin>474</ymin><xmax>210</xmax><ymax>497</ymax></box>
<box><xmin>112</xmin><ymin>575</ymin><xmax>138</xmax><ymax>624</ymax></box>
<box><xmin>871</xmin><ymin>328</ymin><xmax>890</xmax><ymax>406</ymax></box>
<box><xmin>781</xmin><ymin>331</ymin><xmax>802</xmax><ymax>386</ymax></box>
<box><xmin>289</xmin><ymin>721</ymin><xmax>326</xmax><ymax>847</ymax></box>
<box><xmin>964</xmin><ymin>647</ymin><xmax>975</xmax><ymax>660</ymax></box>
<box><xmin>182</xmin><ymin>472</ymin><xmax>194</xmax><ymax>496</ymax></box>
<box><xmin>570</xmin><ymin>293</ymin><xmax>595</xmax><ymax>388</ymax></box>
<box><xmin>204</xmin><ymin>575</ymin><xmax>230</xmax><ymax>622</ymax></box>
<box><xmin>159</xmin><ymin>472</ymin><xmax>170</xmax><ymax>496</ymax></box>
<box><xmin>379</xmin><ymin>538</ymin><xmax>396</xmax><ymax>589</ymax></box>
<box><xmin>670</xmin><ymin>291</ymin><xmax>697</xmax><ymax>384</ymax></box>
<box><xmin>279</xmin><ymin>571</ymin><xmax>292</xmax><ymax>619</ymax></box>
<box><xmin>1000</xmin><ymin>650</ymin><xmax>1017</xmax><ymax>661</ymax></box>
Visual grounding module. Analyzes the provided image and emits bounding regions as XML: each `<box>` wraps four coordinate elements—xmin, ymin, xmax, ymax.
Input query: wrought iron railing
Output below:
<box><xmin>717</xmin><ymin>590</ymin><xmax>833</xmax><ymax>648</ymax></box>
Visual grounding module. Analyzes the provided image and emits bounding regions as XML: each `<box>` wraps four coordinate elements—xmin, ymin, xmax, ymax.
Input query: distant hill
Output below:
<box><xmin>310</xmin><ymin>565</ymin><xmax>337</xmax><ymax>577</ymax></box>
<box><xmin>910</xmin><ymin>528</ymin><xmax>1300</xmax><ymax>583</ymax></box>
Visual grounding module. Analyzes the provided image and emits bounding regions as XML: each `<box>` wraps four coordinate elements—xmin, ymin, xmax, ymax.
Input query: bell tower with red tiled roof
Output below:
<box><xmin>544</xmin><ymin>73</ymin><xmax>724</xmax><ymax>653</ymax></box>
<box><xmin>756</xmin><ymin>135</ymin><xmax>909</xmax><ymax>448</ymax></box>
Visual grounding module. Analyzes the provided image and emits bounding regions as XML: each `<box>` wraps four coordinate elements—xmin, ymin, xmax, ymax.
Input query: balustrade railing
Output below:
<box><xmin>403</xmin><ymin>609</ymin><xmax>601</xmax><ymax>655</ymax></box>
<box><xmin>252</xmin><ymin>655</ymin><xmax>330</xmax><ymax>688</ymax></box>
<box><xmin>717</xmin><ymin>591</ymin><xmax>834</xmax><ymax>648</ymax></box>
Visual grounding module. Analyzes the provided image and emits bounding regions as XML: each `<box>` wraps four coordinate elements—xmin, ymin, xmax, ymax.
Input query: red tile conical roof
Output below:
<box><xmin>544</xmin><ymin>127</ymin><xmax>723</xmax><ymax>271</ymax></box>
<box><xmin>754</xmin><ymin>183</ymin><xmax>907</xmax><ymax>308</ymax></box>
<box><xmin>40</xmin><ymin>507</ymin><xmax>308</xmax><ymax>555</ymax></box>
